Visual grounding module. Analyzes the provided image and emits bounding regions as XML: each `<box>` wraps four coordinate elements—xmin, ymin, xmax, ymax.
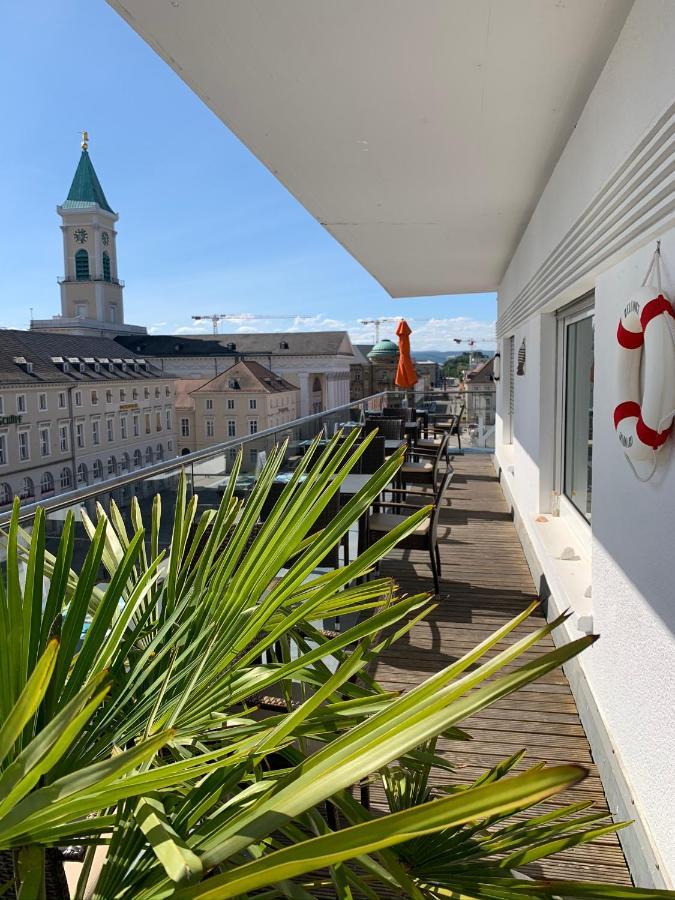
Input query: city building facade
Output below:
<box><xmin>175</xmin><ymin>360</ymin><xmax>299</xmax><ymax>466</ymax></box>
<box><xmin>0</xmin><ymin>331</ymin><xmax>176</xmax><ymax>508</ymax></box>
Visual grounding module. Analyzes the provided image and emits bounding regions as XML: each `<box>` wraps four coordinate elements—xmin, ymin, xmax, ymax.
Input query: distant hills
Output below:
<box><xmin>412</xmin><ymin>349</ymin><xmax>492</xmax><ymax>363</ymax></box>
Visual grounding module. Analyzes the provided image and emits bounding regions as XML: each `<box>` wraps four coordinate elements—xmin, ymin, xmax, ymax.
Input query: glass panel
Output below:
<box><xmin>564</xmin><ymin>315</ymin><xmax>594</xmax><ymax>521</ymax></box>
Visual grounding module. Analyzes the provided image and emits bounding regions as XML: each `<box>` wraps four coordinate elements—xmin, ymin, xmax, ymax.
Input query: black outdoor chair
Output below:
<box><xmin>365</xmin><ymin>466</ymin><xmax>455</xmax><ymax>595</ymax></box>
<box><xmin>400</xmin><ymin>431</ymin><xmax>450</xmax><ymax>493</ymax></box>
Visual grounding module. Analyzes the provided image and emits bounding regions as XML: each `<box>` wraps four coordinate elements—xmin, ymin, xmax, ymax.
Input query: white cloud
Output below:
<box><xmin>148</xmin><ymin>321</ymin><xmax>168</xmax><ymax>334</ymax></box>
<box><xmin>173</xmin><ymin>323</ymin><xmax>210</xmax><ymax>335</ymax></box>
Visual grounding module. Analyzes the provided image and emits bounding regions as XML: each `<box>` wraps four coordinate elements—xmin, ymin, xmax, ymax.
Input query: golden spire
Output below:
<box><xmin>81</xmin><ymin>130</ymin><xmax>89</xmax><ymax>151</ymax></box>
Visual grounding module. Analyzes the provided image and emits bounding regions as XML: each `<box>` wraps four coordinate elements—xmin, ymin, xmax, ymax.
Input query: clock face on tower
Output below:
<box><xmin>101</xmin><ymin>231</ymin><xmax>110</xmax><ymax>246</ymax></box>
<box><xmin>73</xmin><ymin>228</ymin><xmax>88</xmax><ymax>244</ymax></box>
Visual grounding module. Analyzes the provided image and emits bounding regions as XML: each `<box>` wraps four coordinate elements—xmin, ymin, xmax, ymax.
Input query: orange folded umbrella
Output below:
<box><xmin>394</xmin><ymin>319</ymin><xmax>418</xmax><ymax>389</ymax></box>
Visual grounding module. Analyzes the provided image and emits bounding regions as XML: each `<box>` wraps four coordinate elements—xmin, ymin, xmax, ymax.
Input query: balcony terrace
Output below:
<box><xmin>0</xmin><ymin>391</ymin><xmax>631</xmax><ymax>889</ymax></box>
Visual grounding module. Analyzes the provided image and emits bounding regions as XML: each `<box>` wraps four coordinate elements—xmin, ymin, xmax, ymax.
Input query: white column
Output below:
<box><xmin>297</xmin><ymin>372</ymin><xmax>311</xmax><ymax>417</ymax></box>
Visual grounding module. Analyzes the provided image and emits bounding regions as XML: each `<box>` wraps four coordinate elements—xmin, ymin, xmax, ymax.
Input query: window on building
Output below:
<box><xmin>133</xmin><ymin>449</ymin><xmax>142</xmax><ymax>468</ymax></box>
<box><xmin>59</xmin><ymin>424</ymin><xmax>69</xmax><ymax>453</ymax></box>
<box><xmin>102</xmin><ymin>251</ymin><xmax>111</xmax><ymax>281</ymax></box>
<box><xmin>154</xmin><ymin>387</ymin><xmax>159</xmax><ymax>399</ymax></box>
<box><xmin>120</xmin><ymin>416</ymin><xmax>127</xmax><ymax>439</ymax></box>
<box><xmin>165</xmin><ymin>409</ymin><xmax>172</xmax><ymax>431</ymax></box>
<box><xmin>0</xmin><ymin>434</ymin><xmax>6</xmax><ymax>465</ymax></box>
<box><xmin>144</xmin><ymin>413</ymin><xmax>151</xmax><ymax>435</ymax></box>
<box><xmin>120</xmin><ymin>452</ymin><xmax>130</xmax><ymax>472</ymax></box>
<box><xmin>560</xmin><ymin>298</ymin><xmax>594</xmax><ymax>522</ymax></box>
<box><xmin>156</xmin><ymin>412</ymin><xmax>162</xmax><ymax>432</ymax></box>
<box><xmin>76</xmin><ymin>422</ymin><xmax>84</xmax><ymax>449</ymax></box>
<box><xmin>75</xmin><ymin>249</ymin><xmax>89</xmax><ymax>280</ymax></box>
<box><xmin>228</xmin><ymin>378</ymin><xmax>240</xmax><ymax>390</ymax></box>
<box><xmin>107</xmin><ymin>456</ymin><xmax>117</xmax><ymax>476</ymax></box>
<box><xmin>40</xmin><ymin>471</ymin><xmax>54</xmax><ymax>495</ymax></box>
<box><xmin>92</xmin><ymin>459</ymin><xmax>103</xmax><ymax>480</ymax></box>
<box><xmin>156</xmin><ymin>443</ymin><xmax>164</xmax><ymax>461</ymax></box>
<box><xmin>120</xmin><ymin>389</ymin><xmax>126</xmax><ymax>402</ymax></box>
<box><xmin>167</xmin><ymin>439</ymin><xmax>173</xmax><ymax>452</ymax></box>
<box><xmin>75</xmin><ymin>390</ymin><xmax>82</xmax><ymax>407</ymax></box>
<box><xmin>227</xmin><ymin>420</ymin><xmax>236</xmax><ymax>438</ymax></box>
<box><xmin>228</xmin><ymin>448</ymin><xmax>237</xmax><ymax>464</ymax></box>
<box><xmin>0</xmin><ymin>482</ymin><xmax>12</xmax><ymax>506</ymax></box>
<box><xmin>181</xmin><ymin>418</ymin><xmax>190</xmax><ymax>437</ymax></box>
<box><xmin>18</xmin><ymin>431</ymin><xmax>29</xmax><ymax>461</ymax></box>
<box><xmin>20</xmin><ymin>477</ymin><xmax>34</xmax><ymax>500</ymax></box>
<box><xmin>75</xmin><ymin>302</ymin><xmax>88</xmax><ymax>318</ymax></box>
<box><xmin>92</xmin><ymin>420</ymin><xmax>100</xmax><ymax>445</ymax></box>
<box><xmin>16</xmin><ymin>394</ymin><xmax>26</xmax><ymax>414</ymax></box>
<box><xmin>39</xmin><ymin>427</ymin><xmax>50</xmax><ymax>457</ymax></box>
<box><xmin>106</xmin><ymin>390</ymin><xmax>113</xmax><ymax>404</ymax></box>
<box><xmin>109</xmin><ymin>304</ymin><xmax>117</xmax><ymax>323</ymax></box>
<box><xmin>58</xmin><ymin>392</ymin><xmax>66</xmax><ymax>409</ymax></box>
<box><xmin>91</xmin><ymin>390</ymin><xmax>99</xmax><ymax>405</ymax></box>
<box><xmin>144</xmin><ymin>388</ymin><xmax>150</xmax><ymax>399</ymax></box>
<box><xmin>205</xmin><ymin>398</ymin><xmax>213</xmax><ymax>411</ymax></box>
<box><xmin>132</xmin><ymin>389</ymin><xmax>138</xmax><ymax>400</ymax></box>
<box><xmin>106</xmin><ymin>418</ymin><xmax>114</xmax><ymax>442</ymax></box>
<box><xmin>0</xmin><ymin>397</ymin><xmax>4</xmax><ymax>415</ymax></box>
<box><xmin>249</xmin><ymin>398</ymin><xmax>257</xmax><ymax>410</ymax></box>
<box><xmin>165</xmin><ymin>386</ymin><xmax>170</xmax><ymax>397</ymax></box>
<box><xmin>133</xmin><ymin>414</ymin><xmax>140</xmax><ymax>437</ymax></box>
<box><xmin>38</xmin><ymin>393</ymin><xmax>47</xmax><ymax>411</ymax></box>
<box><xmin>248</xmin><ymin>419</ymin><xmax>258</xmax><ymax>435</ymax></box>
<box><xmin>227</xmin><ymin>398</ymin><xmax>235</xmax><ymax>410</ymax></box>
<box><xmin>60</xmin><ymin>466</ymin><xmax>72</xmax><ymax>490</ymax></box>
<box><xmin>77</xmin><ymin>462</ymin><xmax>88</xmax><ymax>485</ymax></box>
<box><xmin>145</xmin><ymin>446</ymin><xmax>154</xmax><ymax>464</ymax></box>
<box><xmin>206</xmin><ymin>419</ymin><xmax>215</xmax><ymax>438</ymax></box>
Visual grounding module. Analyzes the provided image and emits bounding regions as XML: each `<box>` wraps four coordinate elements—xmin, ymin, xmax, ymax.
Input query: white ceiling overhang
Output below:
<box><xmin>108</xmin><ymin>0</ymin><xmax>632</xmax><ymax>297</ymax></box>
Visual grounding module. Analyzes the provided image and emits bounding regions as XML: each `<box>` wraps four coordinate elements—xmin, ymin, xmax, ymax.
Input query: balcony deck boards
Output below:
<box><xmin>373</xmin><ymin>453</ymin><xmax>632</xmax><ymax>884</ymax></box>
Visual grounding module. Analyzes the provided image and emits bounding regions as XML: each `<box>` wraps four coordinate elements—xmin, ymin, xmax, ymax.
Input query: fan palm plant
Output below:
<box><xmin>0</xmin><ymin>430</ymin><xmax>671</xmax><ymax>899</ymax></box>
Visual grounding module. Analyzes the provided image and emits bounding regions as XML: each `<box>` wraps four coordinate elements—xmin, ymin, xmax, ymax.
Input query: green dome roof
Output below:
<box><xmin>367</xmin><ymin>339</ymin><xmax>399</xmax><ymax>363</ymax></box>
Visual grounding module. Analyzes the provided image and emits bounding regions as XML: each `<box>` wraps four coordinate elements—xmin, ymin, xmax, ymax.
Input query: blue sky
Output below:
<box><xmin>0</xmin><ymin>0</ymin><xmax>496</xmax><ymax>352</ymax></box>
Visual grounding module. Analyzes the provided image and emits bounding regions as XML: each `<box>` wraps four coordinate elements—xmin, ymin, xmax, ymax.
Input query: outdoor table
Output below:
<box><xmin>384</xmin><ymin>438</ymin><xmax>406</xmax><ymax>452</ymax></box>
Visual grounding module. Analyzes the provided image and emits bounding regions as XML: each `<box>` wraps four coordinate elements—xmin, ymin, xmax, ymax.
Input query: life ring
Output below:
<box><xmin>614</xmin><ymin>286</ymin><xmax>675</xmax><ymax>463</ymax></box>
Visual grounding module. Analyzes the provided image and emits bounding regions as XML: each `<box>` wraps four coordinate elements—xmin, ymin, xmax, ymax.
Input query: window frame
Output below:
<box><xmin>555</xmin><ymin>292</ymin><xmax>595</xmax><ymax>529</ymax></box>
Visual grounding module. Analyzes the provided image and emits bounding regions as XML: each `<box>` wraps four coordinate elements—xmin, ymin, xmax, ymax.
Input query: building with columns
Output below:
<box><xmin>119</xmin><ymin>331</ymin><xmax>355</xmax><ymax>417</ymax></box>
<box><xmin>30</xmin><ymin>133</ymin><xmax>146</xmax><ymax>340</ymax></box>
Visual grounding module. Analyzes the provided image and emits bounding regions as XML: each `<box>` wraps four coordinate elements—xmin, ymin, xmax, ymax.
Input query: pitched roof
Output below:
<box><xmin>114</xmin><ymin>334</ymin><xmax>245</xmax><ymax>358</ymax></box>
<box><xmin>194</xmin><ymin>360</ymin><xmax>299</xmax><ymax>394</ymax></box>
<box><xmin>190</xmin><ymin>331</ymin><xmax>355</xmax><ymax>357</ymax></box>
<box><xmin>0</xmin><ymin>330</ymin><xmax>162</xmax><ymax>385</ymax></box>
<box><xmin>62</xmin><ymin>150</ymin><xmax>114</xmax><ymax>213</ymax></box>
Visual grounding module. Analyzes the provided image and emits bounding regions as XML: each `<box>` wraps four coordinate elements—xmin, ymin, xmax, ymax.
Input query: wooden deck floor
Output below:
<box><xmin>374</xmin><ymin>453</ymin><xmax>632</xmax><ymax>884</ymax></box>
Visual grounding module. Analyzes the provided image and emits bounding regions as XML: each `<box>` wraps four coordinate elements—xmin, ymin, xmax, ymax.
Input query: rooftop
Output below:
<box><xmin>61</xmin><ymin>148</ymin><xmax>114</xmax><ymax>214</ymax></box>
<box><xmin>194</xmin><ymin>359</ymin><xmax>299</xmax><ymax>394</ymax></box>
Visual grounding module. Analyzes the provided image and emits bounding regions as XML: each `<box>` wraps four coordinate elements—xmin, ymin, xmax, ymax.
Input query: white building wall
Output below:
<box><xmin>495</xmin><ymin>1</ymin><xmax>675</xmax><ymax>886</ymax></box>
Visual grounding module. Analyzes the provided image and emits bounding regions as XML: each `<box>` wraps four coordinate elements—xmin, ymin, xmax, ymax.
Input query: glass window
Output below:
<box><xmin>18</xmin><ymin>431</ymin><xmax>29</xmax><ymax>461</ymax></box>
<box><xmin>133</xmin><ymin>449</ymin><xmax>142</xmax><ymax>467</ymax></box>
<box><xmin>59</xmin><ymin>424</ymin><xmax>69</xmax><ymax>452</ymax></box>
<box><xmin>20</xmin><ymin>477</ymin><xmax>34</xmax><ymax>500</ymax></box>
<box><xmin>93</xmin><ymin>459</ymin><xmax>103</xmax><ymax>480</ymax></box>
<box><xmin>91</xmin><ymin>390</ymin><xmax>98</xmax><ymax>405</ymax></box>
<box><xmin>563</xmin><ymin>310</ymin><xmax>594</xmax><ymax>521</ymax></box>
<box><xmin>77</xmin><ymin>463</ymin><xmax>88</xmax><ymax>485</ymax></box>
<box><xmin>121</xmin><ymin>416</ymin><xmax>127</xmax><ymax>439</ymax></box>
<box><xmin>181</xmin><ymin>418</ymin><xmax>190</xmax><ymax>437</ymax></box>
<box><xmin>16</xmin><ymin>394</ymin><xmax>26</xmax><ymax>413</ymax></box>
<box><xmin>249</xmin><ymin>398</ymin><xmax>257</xmax><ymax>410</ymax></box>
<box><xmin>40</xmin><ymin>471</ymin><xmax>54</xmax><ymax>495</ymax></box>
<box><xmin>60</xmin><ymin>467</ymin><xmax>72</xmax><ymax>490</ymax></box>
<box><xmin>227</xmin><ymin>398</ymin><xmax>235</xmax><ymax>410</ymax></box>
<box><xmin>92</xmin><ymin>420</ymin><xmax>100</xmax><ymax>445</ymax></box>
<box><xmin>76</xmin><ymin>422</ymin><xmax>85</xmax><ymax>449</ymax></box>
<box><xmin>249</xmin><ymin>419</ymin><xmax>258</xmax><ymax>435</ymax></box>
<box><xmin>75</xmin><ymin>390</ymin><xmax>82</xmax><ymax>407</ymax></box>
<box><xmin>0</xmin><ymin>482</ymin><xmax>12</xmax><ymax>505</ymax></box>
<box><xmin>0</xmin><ymin>434</ymin><xmax>6</xmax><ymax>465</ymax></box>
<box><xmin>38</xmin><ymin>393</ymin><xmax>47</xmax><ymax>411</ymax></box>
<box><xmin>206</xmin><ymin>398</ymin><xmax>213</xmax><ymax>410</ymax></box>
<box><xmin>133</xmin><ymin>414</ymin><xmax>140</xmax><ymax>437</ymax></box>
<box><xmin>40</xmin><ymin>427</ymin><xmax>50</xmax><ymax>457</ymax></box>
<box><xmin>106</xmin><ymin>390</ymin><xmax>113</xmax><ymax>404</ymax></box>
<box><xmin>58</xmin><ymin>392</ymin><xmax>66</xmax><ymax>409</ymax></box>
<box><xmin>107</xmin><ymin>418</ymin><xmax>114</xmax><ymax>442</ymax></box>
<box><xmin>206</xmin><ymin>419</ymin><xmax>215</xmax><ymax>438</ymax></box>
<box><xmin>227</xmin><ymin>420</ymin><xmax>236</xmax><ymax>438</ymax></box>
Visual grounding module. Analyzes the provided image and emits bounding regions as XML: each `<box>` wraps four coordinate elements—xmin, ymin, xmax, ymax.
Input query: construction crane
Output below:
<box><xmin>452</xmin><ymin>337</ymin><xmax>479</xmax><ymax>369</ymax></box>
<box><xmin>358</xmin><ymin>317</ymin><xmax>401</xmax><ymax>342</ymax></box>
<box><xmin>191</xmin><ymin>313</ymin><xmax>311</xmax><ymax>335</ymax></box>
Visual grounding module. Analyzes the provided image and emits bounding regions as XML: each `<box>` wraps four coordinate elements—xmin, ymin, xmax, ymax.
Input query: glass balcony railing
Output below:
<box><xmin>0</xmin><ymin>387</ymin><xmax>494</xmax><ymax>567</ymax></box>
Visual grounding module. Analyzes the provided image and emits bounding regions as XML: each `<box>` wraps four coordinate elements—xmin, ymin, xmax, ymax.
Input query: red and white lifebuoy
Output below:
<box><xmin>614</xmin><ymin>286</ymin><xmax>675</xmax><ymax>464</ymax></box>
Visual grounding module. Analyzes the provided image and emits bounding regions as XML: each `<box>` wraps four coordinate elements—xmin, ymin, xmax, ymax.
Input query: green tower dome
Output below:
<box><xmin>367</xmin><ymin>339</ymin><xmax>399</xmax><ymax>363</ymax></box>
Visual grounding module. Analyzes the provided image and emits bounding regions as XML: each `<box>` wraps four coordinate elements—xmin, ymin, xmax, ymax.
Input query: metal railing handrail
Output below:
<box><xmin>0</xmin><ymin>392</ymin><xmax>388</xmax><ymax>527</ymax></box>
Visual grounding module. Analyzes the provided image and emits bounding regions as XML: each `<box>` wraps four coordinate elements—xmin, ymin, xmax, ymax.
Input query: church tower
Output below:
<box><xmin>32</xmin><ymin>133</ymin><xmax>145</xmax><ymax>337</ymax></box>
